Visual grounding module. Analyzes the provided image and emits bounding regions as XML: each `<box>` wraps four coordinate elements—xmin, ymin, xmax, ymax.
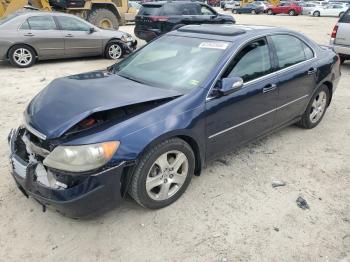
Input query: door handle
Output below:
<box><xmin>308</xmin><ymin>67</ymin><xmax>317</xmax><ymax>75</ymax></box>
<box><xmin>263</xmin><ymin>83</ymin><xmax>277</xmax><ymax>93</ymax></box>
<box><xmin>24</xmin><ymin>33</ymin><xmax>34</xmax><ymax>37</ymax></box>
<box><xmin>65</xmin><ymin>34</ymin><xmax>73</xmax><ymax>37</ymax></box>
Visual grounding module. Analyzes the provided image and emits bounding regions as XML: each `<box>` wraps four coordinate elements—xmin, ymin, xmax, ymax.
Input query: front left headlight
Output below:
<box><xmin>121</xmin><ymin>33</ymin><xmax>134</xmax><ymax>43</ymax></box>
<box><xmin>43</xmin><ymin>141</ymin><xmax>120</xmax><ymax>173</ymax></box>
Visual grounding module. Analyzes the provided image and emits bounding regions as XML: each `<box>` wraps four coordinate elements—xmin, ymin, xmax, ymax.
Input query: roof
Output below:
<box><xmin>174</xmin><ymin>24</ymin><xmax>276</xmax><ymax>38</ymax></box>
<box><xmin>142</xmin><ymin>1</ymin><xmax>201</xmax><ymax>5</ymax></box>
<box><xmin>167</xmin><ymin>24</ymin><xmax>306</xmax><ymax>44</ymax></box>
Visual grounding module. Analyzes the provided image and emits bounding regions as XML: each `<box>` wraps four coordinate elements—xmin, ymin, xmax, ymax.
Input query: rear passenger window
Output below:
<box><xmin>226</xmin><ymin>38</ymin><xmax>272</xmax><ymax>82</ymax></box>
<box><xmin>163</xmin><ymin>4</ymin><xmax>183</xmax><ymax>15</ymax></box>
<box><xmin>25</xmin><ymin>16</ymin><xmax>57</xmax><ymax>30</ymax></box>
<box><xmin>139</xmin><ymin>5</ymin><xmax>162</xmax><ymax>16</ymax></box>
<box><xmin>339</xmin><ymin>9</ymin><xmax>350</xmax><ymax>22</ymax></box>
<box><xmin>271</xmin><ymin>35</ymin><xmax>313</xmax><ymax>69</ymax></box>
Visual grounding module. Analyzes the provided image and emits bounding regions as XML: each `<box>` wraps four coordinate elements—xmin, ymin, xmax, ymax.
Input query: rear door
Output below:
<box><xmin>270</xmin><ymin>34</ymin><xmax>317</xmax><ymax>125</ymax></box>
<box><xmin>55</xmin><ymin>16</ymin><xmax>102</xmax><ymax>57</ymax></box>
<box><xmin>335</xmin><ymin>9</ymin><xmax>350</xmax><ymax>46</ymax></box>
<box><xmin>18</xmin><ymin>15</ymin><xmax>64</xmax><ymax>58</ymax></box>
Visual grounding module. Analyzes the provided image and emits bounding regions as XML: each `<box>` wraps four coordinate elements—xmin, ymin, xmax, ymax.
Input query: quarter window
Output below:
<box><xmin>271</xmin><ymin>35</ymin><xmax>313</xmax><ymax>69</ymax></box>
<box><xmin>225</xmin><ymin>38</ymin><xmax>272</xmax><ymax>82</ymax></box>
<box><xmin>24</xmin><ymin>16</ymin><xmax>57</xmax><ymax>30</ymax></box>
<box><xmin>57</xmin><ymin>16</ymin><xmax>90</xmax><ymax>31</ymax></box>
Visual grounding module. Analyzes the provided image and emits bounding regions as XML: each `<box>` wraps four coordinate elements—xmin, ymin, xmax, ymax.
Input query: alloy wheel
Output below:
<box><xmin>146</xmin><ymin>150</ymin><xmax>189</xmax><ymax>201</ymax></box>
<box><xmin>309</xmin><ymin>90</ymin><xmax>327</xmax><ymax>124</ymax></box>
<box><xmin>13</xmin><ymin>48</ymin><xmax>32</xmax><ymax>66</ymax></box>
<box><xmin>108</xmin><ymin>44</ymin><xmax>122</xmax><ymax>59</ymax></box>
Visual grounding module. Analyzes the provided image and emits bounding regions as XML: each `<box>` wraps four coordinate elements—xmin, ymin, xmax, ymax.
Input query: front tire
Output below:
<box><xmin>313</xmin><ymin>11</ymin><xmax>320</xmax><ymax>17</ymax></box>
<box><xmin>105</xmin><ymin>42</ymin><xmax>124</xmax><ymax>60</ymax></box>
<box><xmin>233</xmin><ymin>9</ymin><xmax>238</xmax><ymax>14</ymax></box>
<box><xmin>129</xmin><ymin>138</ymin><xmax>195</xmax><ymax>209</ymax></box>
<box><xmin>298</xmin><ymin>85</ymin><xmax>330</xmax><ymax>129</ymax></box>
<box><xmin>251</xmin><ymin>9</ymin><xmax>256</xmax><ymax>14</ymax></box>
<box><xmin>8</xmin><ymin>45</ymin><xmax>36</xmax><ymax>68</ymax></box>
<box><xmin>289</xmin><ymin>9</ymin><xmax>296</xmax><ymax>16</ymax></box>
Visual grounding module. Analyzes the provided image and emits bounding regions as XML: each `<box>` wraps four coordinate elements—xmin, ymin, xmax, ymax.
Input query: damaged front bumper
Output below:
<box><xmin>8</xmin><ymin>128</ymin><xmax>127</xmax><ymax>218</ymax></box>
<box><xmin>124</xmin><ymin>40</ymin><xmax>138</xmax><ymax>54</ymax></box>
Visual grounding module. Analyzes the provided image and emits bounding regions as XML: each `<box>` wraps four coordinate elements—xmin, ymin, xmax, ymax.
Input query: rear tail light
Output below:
<box><xmin>331</xmin><ymin>25</ymin><xmax>338</xmax><ymax>39</ymax></box>
<box><xmin>149</xmin><ymin>16</ymin><xmax>169</xmax><ymax>22</ymax></box>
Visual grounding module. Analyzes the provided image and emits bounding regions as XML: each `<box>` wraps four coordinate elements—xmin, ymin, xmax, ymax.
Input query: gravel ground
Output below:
<box><xmin>0</xmin><ymin>13</ymin><xmax>349</xmax><ymax>262</ymax></box>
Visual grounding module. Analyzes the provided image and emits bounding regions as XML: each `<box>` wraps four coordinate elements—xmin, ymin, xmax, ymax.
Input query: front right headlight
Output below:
<box><xmin>43</xmin><ymin>141</ymin><xmax>120</xmax><ymax>173</ymax></box>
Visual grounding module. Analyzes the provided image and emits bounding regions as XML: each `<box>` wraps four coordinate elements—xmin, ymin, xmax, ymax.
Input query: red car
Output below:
<box><xmin>267</xmin><ymin>3</ymin><xmax>302</xmax><ymax>16</ymax></box>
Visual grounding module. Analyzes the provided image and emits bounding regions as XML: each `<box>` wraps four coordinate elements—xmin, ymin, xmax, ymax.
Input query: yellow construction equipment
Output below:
<box><xmin>0</xmin><ymin>0</ymin><xmax>138</xmax><ymax>29</ymax></box>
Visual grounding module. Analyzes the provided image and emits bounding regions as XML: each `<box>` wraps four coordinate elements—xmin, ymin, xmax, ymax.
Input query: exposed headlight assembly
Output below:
<box><xmin>121</xmin><ymin>33</ymin><xmax>134</xmax><ymax>42</ymax></box>
<box><xmin>43</xmin><ymin>141</ymin><xmax>120</xmax><ymax>173</ymax></box>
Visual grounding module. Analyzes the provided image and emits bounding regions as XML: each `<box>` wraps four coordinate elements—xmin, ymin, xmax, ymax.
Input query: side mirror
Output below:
<box><xmin>89</xmin><ymin>27</ymin><xmax>96</xmax><ymax>34</ymax></box>
<box><xmin>220</xmin><ymin>77</ymin><xmax>243</xmax><ymax>96</ymax></box>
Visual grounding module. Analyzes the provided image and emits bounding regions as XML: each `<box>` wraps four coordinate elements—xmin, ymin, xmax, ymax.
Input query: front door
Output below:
<box><xmin>269</xmin><ymin>34</ymin><xmax>317</xmax><ymax>125</ymax></box>
<box><xmin>206</xmin><ymin>37</ymin><xmax>278</xmax><ymax>160</ymax></box>
<box><xmin>18</xmin><ymin>15</ymin><xmax>65</xmax><ymax>58</ymax></box>
<box><xmin>55</xmin><ymin>16</ymin><xmax>102</xmax><ymax>57</ymax></box>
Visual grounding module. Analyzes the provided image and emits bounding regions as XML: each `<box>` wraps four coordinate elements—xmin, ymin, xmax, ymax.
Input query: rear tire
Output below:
<box><xmin>88</xmin><ymin>8</ymin><xmax>119</xmax><ymax>30</ymax></box>
<box><xmin>129</xmin><ymin>138</ymin><xmax>195</xmax><ymax>209</ymax></box>
<box><xmin>251</xmin><ymin>9</ymin><xmax>256</xmax><ymax>14</ymax></box>
<box><xmin>233</xmin><ymin>9</ymin><xmax>238</xmax><ymax>14</ymax></box>
<box><xmin>298</xmin><ymin>85</ymin><xmax>330</xmax><ymax>129</ymax></box>
<box><xmin>8</xmin><ymin>44</ymin><xmax>36</xmax><ymax>68</ymax></box>
<box><xmin>313</xmin><ymin>11</ymin><xmax>320</xmax><ymax>17</ymax></box>
<box><xmin>339</xmin><ymin>12</ymin><xmax>344</xmax><ymax>17</ymax></box>
<box><xmin>288</xmin><ymin>9</ymin><xmax>296</xmax><ymax>16</ymax></box>
<box><xmin>267</xmin><ymin>9</ymin><xmax>273</xmax><ymax>15</ymax></box>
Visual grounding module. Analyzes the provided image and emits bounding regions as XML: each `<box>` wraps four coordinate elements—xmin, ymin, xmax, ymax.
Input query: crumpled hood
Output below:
<box><xmin>25</xmin><ymin>71</ymin><xmax>183</xmax><ymax>139</ymax></box>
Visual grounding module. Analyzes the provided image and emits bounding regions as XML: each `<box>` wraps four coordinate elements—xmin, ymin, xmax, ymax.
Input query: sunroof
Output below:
<box><xmin>178</xmin><ymin>25</ymin><xmax>246</xmax><ymax>36</ymax></box>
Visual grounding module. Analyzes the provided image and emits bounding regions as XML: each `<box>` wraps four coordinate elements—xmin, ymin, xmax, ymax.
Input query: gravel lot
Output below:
<box><xmin>0</xmin><ymin>13</ymin><xmax>349</xmax><ymax>262</ymax></box>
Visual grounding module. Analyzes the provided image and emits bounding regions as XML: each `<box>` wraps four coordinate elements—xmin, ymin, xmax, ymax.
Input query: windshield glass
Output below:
<box><xmin>0</xmin><ymin>13</ymin><xmax>19</xmax><ymax>26</ymax></box>
<box><xmin>114</xmin><ymin>36</ymin><xmax>230</xmax><ymax>91</ymax></box>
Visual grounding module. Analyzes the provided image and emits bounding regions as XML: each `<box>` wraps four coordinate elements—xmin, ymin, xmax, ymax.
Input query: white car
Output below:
<box><xmin>330</xmin><ymin>7</ymin><xmax>350</xmax><ymax>63</ymax></box>
<box><xmin>223</xmin><ymin>0</ymin><xmax>240</xmax><ymax>10</ymax></box>
<box><xmin>310</xmin><ymin>3</ymin><xmax>348</xmax><ymax>16</ymax></box>
<box><xmin>253</xmin><ymin>1</ymin><xmax>271</xmax><ymax>11</ymax></box>
<box><xmin>300</xmin><ymin>2</ymin><xmax>323</xmax><ymax>15</ymax></box>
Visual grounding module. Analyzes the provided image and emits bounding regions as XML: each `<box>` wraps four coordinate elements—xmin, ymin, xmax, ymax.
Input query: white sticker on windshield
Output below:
<box><xmin>199</xmin><ymin>42</ymin><xmax>229</xmax><ymax>50</ymax></box>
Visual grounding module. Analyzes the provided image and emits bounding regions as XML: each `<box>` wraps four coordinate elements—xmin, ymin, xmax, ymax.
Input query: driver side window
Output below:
<box><xmin>200</xmin><ymin>5</ymin><xmax>215</xmax><ymax>15</ymax></box>
<box><xmin>224</xmin><ymin>38</ymin><xmax>272</xmax><ymax>83</ymax></box>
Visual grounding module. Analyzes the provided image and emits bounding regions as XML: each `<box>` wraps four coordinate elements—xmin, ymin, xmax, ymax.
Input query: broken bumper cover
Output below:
<box><xmin>8</xmin><ymin>128</ymin><xmax>126</xmax><ymax>218</ymax></box>
<box><xmin>124</xmin><ymin>40</ymin><xmax>138</xmax><ymax>54</ymax></box>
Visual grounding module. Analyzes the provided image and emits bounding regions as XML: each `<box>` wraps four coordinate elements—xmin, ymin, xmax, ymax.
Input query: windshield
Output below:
<box><xmin>0</xmin><ymin>13</ymin><xmax>19</xmax><ymax>26</ymax></box>
<box><xmin>114</xmin><ymin>36</ymin><xmax>230</xmax><ymax>91</ymax></box>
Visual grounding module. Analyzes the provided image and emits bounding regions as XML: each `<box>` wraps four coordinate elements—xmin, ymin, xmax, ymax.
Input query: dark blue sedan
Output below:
<box><xmin>8</xmin><ymin>24</ymin><xmax>341</xmax><ymax>218</ymax></box>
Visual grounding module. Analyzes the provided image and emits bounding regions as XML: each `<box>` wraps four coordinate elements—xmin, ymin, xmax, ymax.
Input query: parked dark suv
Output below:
<box><xmin>134</xmin><ymin>1</ymin><xmax>235</xmax><ymax>42</ymax></box>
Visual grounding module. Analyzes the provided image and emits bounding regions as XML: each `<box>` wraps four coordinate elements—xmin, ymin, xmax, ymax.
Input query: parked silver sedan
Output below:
<box><xmin>0</xmin><ymin>11</ymin><xmax>137</xmax><ymax>68</ymax></box>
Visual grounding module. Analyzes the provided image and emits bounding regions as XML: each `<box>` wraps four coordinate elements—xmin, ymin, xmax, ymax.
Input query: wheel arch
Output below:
<box><xmin>6</xmin><ymin>43</ymin><xmax>38</xmax><ymax>59</ymax></box>
<box><xmin>119</xmin><ymin>132</ymin><xmax>204</xmax><ymax>197</ymax></box>
<box><xmin>137</xmin><ymin>131</ymin><xmax>204</xmax><ymax>176</ymax></box>
<box><xmin>322</xmin><ymin>81</ymin><xmax>333</xmax><ymax>106</ymax></box>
